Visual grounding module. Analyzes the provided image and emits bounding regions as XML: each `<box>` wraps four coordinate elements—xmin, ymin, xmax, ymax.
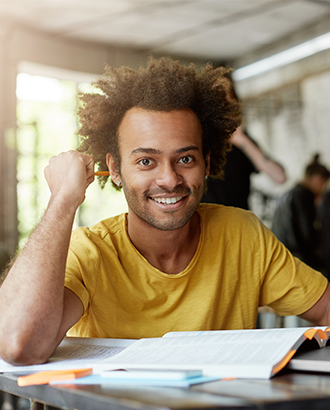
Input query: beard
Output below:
<box><xmin>121</xmin><ymin>177</ymin><xmax>206</xmax><ymax>231</ymax></box>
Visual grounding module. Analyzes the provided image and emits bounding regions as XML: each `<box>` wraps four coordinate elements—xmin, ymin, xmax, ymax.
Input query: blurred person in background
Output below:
<box><xmin>319</xmin><ymin>189</ymin><xmax>330</xmax><ymax>280</ymax></box>
<box><xmin>202</xmin><ymin>80</ymin><xmax>286</xmax><ymax>210</ymax></box>
<box><xmin>272</xmin><ymin>154</ymin><xmax>330</xmax><ymax>270</ymax></box>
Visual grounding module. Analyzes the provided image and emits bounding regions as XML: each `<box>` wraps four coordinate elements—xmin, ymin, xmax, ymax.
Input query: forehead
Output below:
<box><xmin>117</xmin><ymin>107</ymin><xmax>203</xmax><ymax>153</ymax></box>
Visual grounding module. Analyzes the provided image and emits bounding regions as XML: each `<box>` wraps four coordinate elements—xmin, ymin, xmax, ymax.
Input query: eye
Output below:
<box><xmin>179</xmin><ymin>156</ymin><xmax>193</xmax><ymax>164</ymax></box>
<box><xmin>139</xmin><ymin>158</ymin><xmax>153</xmax><ymax>166</ymax></box>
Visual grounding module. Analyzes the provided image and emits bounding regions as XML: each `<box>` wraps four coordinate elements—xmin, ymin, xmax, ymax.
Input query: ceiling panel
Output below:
<box><xmin>1</xmin><ymin>0</ymin><xmax>330</xmax><ymax>63</ymax></box>
<box><xmin>152</xmin><ymin>1</ymin><xmax>330</xmax><ymax>60</ymax></box>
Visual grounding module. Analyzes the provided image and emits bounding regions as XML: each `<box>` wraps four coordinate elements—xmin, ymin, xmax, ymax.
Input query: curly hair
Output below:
<box><xmin>77</xmin><ymin>56</ymin><xmax>242</xmax><ymax>190</ymax></box>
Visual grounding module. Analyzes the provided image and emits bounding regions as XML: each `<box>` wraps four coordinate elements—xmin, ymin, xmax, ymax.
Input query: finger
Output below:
<box><xmin>86</xmin><ymin>174</ymin><xmax>95</xmax><ymax>188</ymax></box>
<box><xmin>85</xmin><ymin>155</ymin><xmax>95</xmax><ymax>169</ymax></box>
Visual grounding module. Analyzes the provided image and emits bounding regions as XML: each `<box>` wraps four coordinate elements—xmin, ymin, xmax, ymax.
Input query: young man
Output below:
<box><xmin>202</xmin><ymin>81</ymin><xmax>286</xmax><ymax>211</ymax></box>
<box><xmin>0</xmin><ymin>57</ymin><xmax>329</xmax><ymax>366</ymax></box>
<box><xmin>272</xmin><ymin>154</ymin><xmax>330</xmax><ymax>270</ymax></box>
<box><xmin>319</xmin><ymin>189</ymin><xmax>330</xmax><ymax>279</ymax></box>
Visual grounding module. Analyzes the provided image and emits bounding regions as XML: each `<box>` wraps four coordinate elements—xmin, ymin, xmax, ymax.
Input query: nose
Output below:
<box><xmin>156</xmin><ymin>162</ymin><xmax>182</xmax><ymax>189</ymax></box>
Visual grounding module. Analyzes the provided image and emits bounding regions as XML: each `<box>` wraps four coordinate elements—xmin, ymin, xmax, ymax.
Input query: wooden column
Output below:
<box><xmin>0</xmin><ymin>23</ymin><xmax>19</xmax><ymax>256</ymax></box>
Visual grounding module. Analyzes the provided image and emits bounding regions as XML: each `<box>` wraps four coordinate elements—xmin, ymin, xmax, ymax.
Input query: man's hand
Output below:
<box><xmin>44</xmin><ymin>151</ymin><xmax>95</xmax><ymax>209</ymax></box>
<box><xmin>230</xmin><ymin>126</ymin><xmax>286</xmax><ymax>185</ymax></box>
<box><xmin>230</xmin><ymin>125</ymin><xmax>247</xmax><ymax>148</ymax></box>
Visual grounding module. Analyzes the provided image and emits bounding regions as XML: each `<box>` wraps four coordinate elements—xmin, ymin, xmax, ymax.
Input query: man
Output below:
<box><xmin>319</xmin><ymin>190</ymin><xmax>330</xmax><ymax>279</ymax></box>
<box><xmin>0</xmin><ymin>57</ymin><xmax>329</xmax><ymax>366</ymax></box>
<box><xmin>202</xmin><ymin>79</ymin><xmax>286</xmax><ymax>210</ymax></box>
<box><xmin>272</xmin><ymin>154</ymin><xmax>330</xmax><ymax>270</ymax></box>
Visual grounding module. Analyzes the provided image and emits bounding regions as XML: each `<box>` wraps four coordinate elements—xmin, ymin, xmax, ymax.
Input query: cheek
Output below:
<box><xmin>188</xmin><ymin>169</ymin><xmax>205</xmax><ymax>185</ymax></box>
<box><xmin>129</xmin><ymin>173</ymin><xmax>151</xmax><ymax>188</ymax></box>
<box><xmin>121</xmin><ymin>168</ymin><xmax>152</xmax><ymax>192</ymax></box>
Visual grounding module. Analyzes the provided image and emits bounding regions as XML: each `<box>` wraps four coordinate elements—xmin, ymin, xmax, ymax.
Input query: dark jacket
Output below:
<box><xmin>272</xmin><ymin>184</ymin><xmax>319</xmax><ymax>269</ymax></box>
<box><xmin>202</xmin><ymin>144</ymin><xmax>257</xmax><ymax>210</ymax></box>
<box><xmin>319</xmin><ymin>190</ymin><xmax>330</xmax><ymax>279</ymax></box>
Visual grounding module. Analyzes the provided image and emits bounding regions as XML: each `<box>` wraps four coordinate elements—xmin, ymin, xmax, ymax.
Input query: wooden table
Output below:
<box><xmin>2</xmin><ymin>369</ymin><xmax>330</xmax><ymax>410</ymax></box>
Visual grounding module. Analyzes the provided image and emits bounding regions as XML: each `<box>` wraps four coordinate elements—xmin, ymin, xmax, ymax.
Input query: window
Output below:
<box><xmin>16</xmin><ymin>70</ymin><xmax>127</xmax><ymax>248</ymax></box>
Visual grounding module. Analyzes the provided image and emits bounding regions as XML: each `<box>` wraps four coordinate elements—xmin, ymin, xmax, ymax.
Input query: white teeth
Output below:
<box><xmin>153</xmin><ymin>197</ymin><xmax>182</xmax><ymax>204</ymax></box>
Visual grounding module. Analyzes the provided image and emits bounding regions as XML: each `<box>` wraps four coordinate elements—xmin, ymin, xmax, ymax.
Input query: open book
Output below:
<box><xmin>93</xmin><ymin>327</ymin><xmax>330</xmax><ymax>379</ymax></box>
<box><xmin>0</xmin><ymin>327</ymin><xmax>329</xmax><ymax>379</ymax></box>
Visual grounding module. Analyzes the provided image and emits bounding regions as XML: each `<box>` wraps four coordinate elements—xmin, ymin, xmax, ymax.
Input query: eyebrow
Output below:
<box><xmin>130</xmin><ymin>145</ymin><xmax>200</xmax><ymax>157</ymax></box>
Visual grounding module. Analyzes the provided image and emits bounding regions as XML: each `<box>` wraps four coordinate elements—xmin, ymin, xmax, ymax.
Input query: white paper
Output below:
<box><xmin>0</xmin><ymin>337</ymin><xmax>135</xmax><ymax>373</ymax></box>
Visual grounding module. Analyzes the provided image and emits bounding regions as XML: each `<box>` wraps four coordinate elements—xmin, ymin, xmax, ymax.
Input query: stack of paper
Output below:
<box><xmin>17</xmin><ymin>368</ymin><xmax>219</xmax><ymax>387</ymax></box>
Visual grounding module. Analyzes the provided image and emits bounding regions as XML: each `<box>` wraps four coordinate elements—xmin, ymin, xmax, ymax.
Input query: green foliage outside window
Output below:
<box><xmin>16</xmin><ymin>74</ymin><xmax>127</xmax><ymax>249</ymax></box>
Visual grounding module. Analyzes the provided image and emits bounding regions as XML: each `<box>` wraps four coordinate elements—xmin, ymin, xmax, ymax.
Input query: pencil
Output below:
<box><xmin>95</xmin><ymin>171</ymin><xmax>110</xmax><ymax>176</ymax></box>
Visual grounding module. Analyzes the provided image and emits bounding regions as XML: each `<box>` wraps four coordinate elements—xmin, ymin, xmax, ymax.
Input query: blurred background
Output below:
<box><xmin>1</xmin><ymin>0</ymin><xmax>330</xmax><ymax>255</ymax></box>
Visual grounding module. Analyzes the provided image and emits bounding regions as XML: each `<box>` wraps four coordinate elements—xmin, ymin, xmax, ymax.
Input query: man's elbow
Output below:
<box><xmin>270</xmin><ymin>165</ymin><xmax>287</xmax><ymax>184</ymax></box>
<box><xmin>0</xmin><ymin>333</ymin><xmax>52</xmax><ymax>366</ymax></box>
<box><xmin>276</xmin><ymin>172</ymin><xmax>287</xmax><ymax>185</ymax></box>
<box><xmin>299</xmin><ymin>284</ymin><xmax>330</xmax><ymax>326</ymax></box>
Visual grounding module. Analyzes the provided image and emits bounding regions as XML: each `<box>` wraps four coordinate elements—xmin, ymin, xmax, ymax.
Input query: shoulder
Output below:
<box><xmin>276</xmin><ymin>184</ymin><xmax>312</xmax><ymax>206</ymax></box>
<box><xmin>289</xmin><ymin>185</ymin><xmax>314</xmax><ymax>208</ymax></box>
<box><xmin>71</xmin><ymin>213</ymin><xmax>126</xmax><ymax>243</ymax></box>
<box><xmin>320</xmin><ymin>191</ymin><xmax>330</xmax><ymax>214</ymax></box>
<box><xmin>198</xmin><ymin>203</ymin><xmax>262</xmax><ymax>231</ymax></box>
<box><xmin>292</xmin><ymin>184</ymin><xmax>313</xmax><ymax>198</ymax></box>
<box><xmin>198</xmin><ymin>204</ymin><xmax>278</xmax><ymax>265</ymax></box>
<box><xmin>198</xmin><ymin>202</ymin><xmax>257</xmax><ymax>217</ymax></box>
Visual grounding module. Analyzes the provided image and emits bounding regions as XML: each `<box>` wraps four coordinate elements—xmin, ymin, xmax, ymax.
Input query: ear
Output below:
<box><xmin>205</xmin><ymin>152</ymin><xmax>210</xmax><ymax>177</ymax></box>
<box><xmin>106</xmin><ymin>153</ymin><xmax>121</xmax><ymax>186</ymax></box>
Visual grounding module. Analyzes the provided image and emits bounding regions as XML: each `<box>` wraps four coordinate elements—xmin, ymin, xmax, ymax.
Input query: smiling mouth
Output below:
<box><xmin>151</xmin><ymin>197</ymin><xmax>183</xmax><ymax>204</ymax></box>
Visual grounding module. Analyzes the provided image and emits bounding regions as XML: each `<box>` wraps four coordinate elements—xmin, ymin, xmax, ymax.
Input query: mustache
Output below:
<box><xmin>144</xmin><ymin>187</ymin><xmax>192</xmax><ymax>197</ymax></box>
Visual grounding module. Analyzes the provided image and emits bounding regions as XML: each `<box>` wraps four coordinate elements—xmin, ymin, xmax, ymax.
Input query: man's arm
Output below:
<box><xmin>231</xmin><ymin>126</ymin><xmax>287</xmax><ymax>184</ymax></box>
<box><xmin>299</xmin><ymin>283</ymin><xmax>330</xmax><ymax>325</ymax></box>
<box><xmin>0</xmin><ymin>151</ymin><xmax>94</xmax><ymax>365</ymax></box>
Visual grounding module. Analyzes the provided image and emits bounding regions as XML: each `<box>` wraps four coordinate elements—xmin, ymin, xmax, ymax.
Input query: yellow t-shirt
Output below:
<box><xmin>65</xmin><ymin>204</ymin><xmax>327</xmax><ymax>338</ymax></box>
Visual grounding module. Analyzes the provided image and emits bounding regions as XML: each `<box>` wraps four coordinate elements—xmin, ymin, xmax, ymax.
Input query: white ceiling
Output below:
<box><xmin>1</xmin><ymin>0</ymin><xmax>330</xmax><ymax>63</ymax></box>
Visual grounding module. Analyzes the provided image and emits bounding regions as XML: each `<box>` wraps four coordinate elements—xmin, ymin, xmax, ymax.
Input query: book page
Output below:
<box><xmin>162</xmin><ymin>327</ymin><xmax>329</xmax><ymax>339</ymax></box>
<box><xmin>95</xmin><ymin>328</ymin><xmax>310</xmax><ymax>379</ymax></box>
<box><xmin>0</xmin><ymin>337</ymin><xmax>136</xmax><ymax>373</ymax></box>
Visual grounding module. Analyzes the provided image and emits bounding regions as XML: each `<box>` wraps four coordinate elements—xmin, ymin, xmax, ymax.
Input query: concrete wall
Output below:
<box><xmin>234</xmin><ymin>32</ymin><xmax>330</xmax><ymax>224</ymax></box>
<box><xmin>0</xmin><ymin>23</ymin><xmax>18</xmax><ymax>254</ymax></box>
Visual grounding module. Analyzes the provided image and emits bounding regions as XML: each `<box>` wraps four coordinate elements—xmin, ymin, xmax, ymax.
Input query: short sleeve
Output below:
<box><xmin>65</xmin><ymin>235</ymin><xmax>90</xmax><ymax>313</ymax></box>
<box><xmin>258</xmin><ymin>223</ymin><xmax>328</xmax><ymax>315</ymax></box>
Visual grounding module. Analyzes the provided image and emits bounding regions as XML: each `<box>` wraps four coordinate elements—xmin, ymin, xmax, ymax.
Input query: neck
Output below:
<box><xmin>127</xmin><ymin>211</ymin><xmax>201</xmax><ymax>274</ymax></box>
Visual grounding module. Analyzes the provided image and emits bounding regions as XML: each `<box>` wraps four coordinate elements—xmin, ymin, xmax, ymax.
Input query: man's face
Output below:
<box><xmin>111</xmin><ymin>107</ymin><xmax>209</xmax><ymax>231</ymax></box>
<box><xmin>312</xmin><ymin>175</ymin><xmax>329</xmax><ymax>196</ymax></box>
